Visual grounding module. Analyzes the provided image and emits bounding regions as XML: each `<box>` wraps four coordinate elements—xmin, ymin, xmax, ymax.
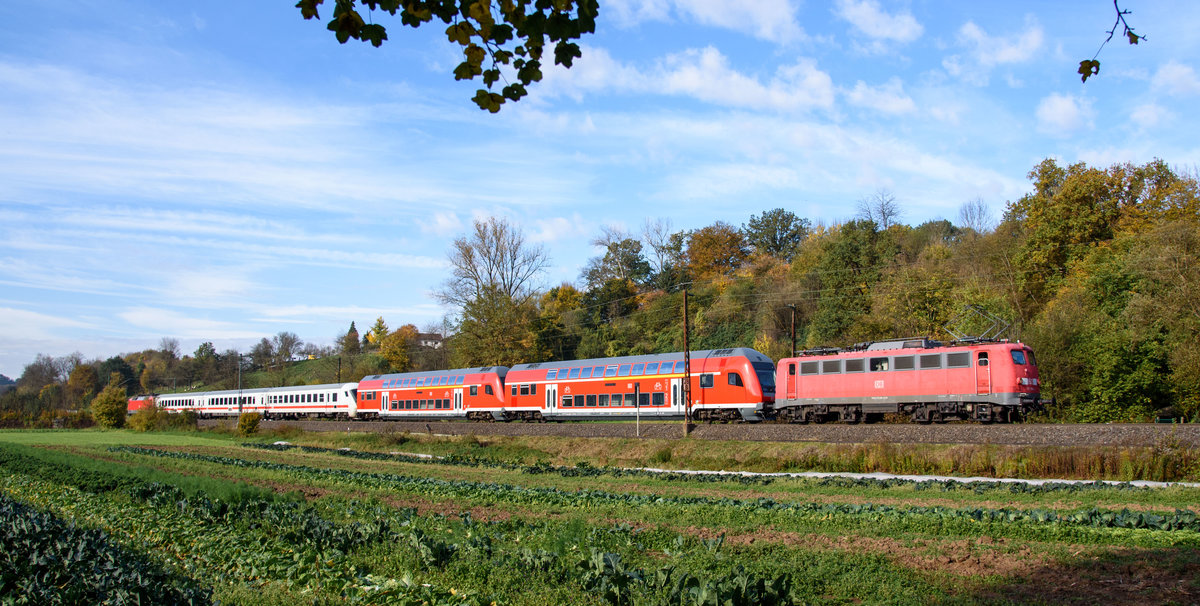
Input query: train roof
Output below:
<box><xmin>156</xmin><ymin>382</ymin><xmax>353</xmax><ymax>398</ymax></box>
<box><xmin>363</xmin><ymin>366</ymin><xmax>509</xmax><ymax>382</ymax></box>
<box><xmin>508</xmin><ymin>348</ymin><xmax>772</xmax><ymax>373</ymax></box>
<box><xmin>793</xmin><ymin>338</ymin><xmax>1027</xmax><ymax>357</ymax></box>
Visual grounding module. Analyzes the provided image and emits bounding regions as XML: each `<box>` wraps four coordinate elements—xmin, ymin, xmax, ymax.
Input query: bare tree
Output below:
<box><xmin>438</xmin><ymin>217</ymin><xmax>548</xmax><ymax>308</ymax></box>
<box><xmin>273</xmin><ymin>332</ymin><xmax>303</xmax><ymax>365</ymax></box>
<box><xmin>958</xmin><ymin>197</ymin><xmax>994</xmax><ymax>234</ymax></box>
<box><xmin>158</xmin><ymin>337</ymin><xmax>181</xmax><ymax>360</ymax></box>
<box><xmin>642</xmin><ymin>217</ymin><xmax>676</xmax><ymax>275</ymax></box>
<box><xmin>856</xmin><ymin>189</ymin><xmax>902</xmax><ymax>229</ymax></box>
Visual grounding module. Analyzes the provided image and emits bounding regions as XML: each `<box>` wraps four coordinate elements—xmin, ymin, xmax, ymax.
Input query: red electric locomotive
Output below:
<box><xmin>773</xmin><ymin>338</ymin><xmax>1044</xmax><ymax>423</ymax></box>
<box><xmin>357</xmin><ymin>366</ymin><xmax>508</xmax><ymax>421</ymax></box>
<box><xmin>505</xmin><ymin>348</ymin><xmax>776</xmax><ymax>422</ymax></box>
<box><xmin>127</xmin><ymin>394</ymin><xmax>155</xmax><ymax>414</ymax></box>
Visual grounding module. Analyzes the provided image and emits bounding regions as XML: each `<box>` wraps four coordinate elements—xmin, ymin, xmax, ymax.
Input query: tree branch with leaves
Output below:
<box><xmin>296</xmin><ymin>0</ymin><xmax>599</xmax><ymax>112</ymax></box>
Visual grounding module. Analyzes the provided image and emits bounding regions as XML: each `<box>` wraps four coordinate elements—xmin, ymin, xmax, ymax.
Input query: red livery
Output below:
<box><xmin>773</xmin><ymin>338</ymin><xmax>1042</xmax><ymax>423</ymax></box>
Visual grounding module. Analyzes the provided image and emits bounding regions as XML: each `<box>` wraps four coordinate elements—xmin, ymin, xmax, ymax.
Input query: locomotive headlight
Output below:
<box><xmin>1019</xmin><ymin>378</ymin><xmax>1039</xmax><ymax>386</ymax></box>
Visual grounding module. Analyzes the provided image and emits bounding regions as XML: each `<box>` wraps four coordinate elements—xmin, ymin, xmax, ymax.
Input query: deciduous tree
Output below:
<box><xmin>743</xmin><ymin>208</ymin><xmax>810</xmax><ymax>262</ymax></box>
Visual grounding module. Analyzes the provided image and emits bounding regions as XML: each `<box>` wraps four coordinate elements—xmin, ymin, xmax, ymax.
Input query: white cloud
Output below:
<box><xmin>674</xmin><ymin>0</ymin><xmax>803</xmax><ymax>44</ymax></box>
<box><xmin>1151</xmin><ymin>61</ymin><xmax>1200</xmax><ymax>97</ymax></box>
<box><xmin>835</xmin><ymin>0</ymin><xmax>923</xmax><ymax>43</ymax></box>
<box><xmin>0</xmin><ymin>307</ymin><xmax>93</xmax><ymax>341</ymax></box>
<box><xmin>539</xmin><ymin>46</ymin><xmax>834</xmax><ymax>113</ymax></box>
<box><xmin>604</xmin><ymin>0</ymin><xmax>672</xmax><ymax>27</ymax></box>
<box><xmin>845</xmin><ymin>78</ymin><xmax>917</xmax><ymax>115</ymax></box>
<box><xmin>117</xmin><ymin>307</ymin><xmax>259</xmax><ymax>340</ymax></box>
<box><xmin>659</xmin><ymin>47</ymin><xmax>834</xmax><ymax>111</ymax></box>
<box><xmin>419</xmin><ymin>211</ymin><xmax>464</xmax><ymax>237</ymax></box>
<box><xmin>944</xmin><ymin>16</ymin><xmax>1043</xmax><ymax>85</ymax></box>
<box><xmin>1035</xmin><ymin>93</ymin><xmax>1093</xmax><ymax>137</ymax></box>
<box><xmin>529</xmin><ymin>214</ymin><xmax>589</xmax><ymax>244</ymax></box>
<box><xmin>1130</xmin><ymin>103</ymin><xmax>1170</xmax><ymax>129</ymax></box>
<box><xmin>585</xmin><ymin>0</ymin><xmax>802</xmax><ymax>43</ymax></box>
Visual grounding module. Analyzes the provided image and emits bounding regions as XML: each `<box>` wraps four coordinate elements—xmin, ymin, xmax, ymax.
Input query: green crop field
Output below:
<box><xmin>1</xmin><ymin>429</ymin><xmax>1197</xmax><ymax>605</ymax></box>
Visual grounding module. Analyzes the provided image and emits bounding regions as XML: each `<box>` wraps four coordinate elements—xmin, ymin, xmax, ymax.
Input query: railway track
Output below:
<box><xmin>200</xmin><ymin>419</ymin><xmax>1200</xmax><ymax>448</ymax></box>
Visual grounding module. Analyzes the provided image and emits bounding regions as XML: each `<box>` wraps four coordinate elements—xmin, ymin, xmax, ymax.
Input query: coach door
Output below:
<box><xmin>976</xmin><ymin>352</ymin><xmax>991</xmax><ymax>395</ymax></box>
<box><xmin>669</xmin><ymin>378</ymin><xmax>683</xmax><ymax>414</ymax></box>
<box><xmin>545</xmin><ymin>383</ymin><xmax>558</xmax><ymax>411</ymax></box>
<box><xmin>453</xmin><ymin>388</ymin><xmax>463</xmax><ymax>411</ymax></box>
<box><xmin>381</xmin><ymin>392</ymin><xmax>390</xmax><ymax>412</ymax></box>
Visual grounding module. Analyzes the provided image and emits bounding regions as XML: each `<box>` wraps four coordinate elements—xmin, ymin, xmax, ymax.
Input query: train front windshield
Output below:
<box><xmin>752</xmin><ymin>361</ymin><xmax>776</xmax><ymax>395</ymax></box>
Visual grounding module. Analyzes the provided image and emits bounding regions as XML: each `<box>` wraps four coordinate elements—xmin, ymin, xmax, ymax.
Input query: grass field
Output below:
<box><xmin>1</xmin><ymin>428</ymin><xmax>1197</xmax><ymax>605</ymax></box>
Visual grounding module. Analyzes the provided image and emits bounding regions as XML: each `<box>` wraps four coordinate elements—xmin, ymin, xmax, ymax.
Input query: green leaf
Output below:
<box><xmin>472</xmin><ymin>90</ymin><xmax>504</xmax><ymax>113</ymax></box>
<box><xmin>1078</xmin><ymin>59</ymin><xmax>1100</xmax><ymax>83</ymax></box>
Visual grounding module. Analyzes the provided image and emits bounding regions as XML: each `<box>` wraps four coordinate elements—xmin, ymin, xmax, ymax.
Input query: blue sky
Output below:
<box><xmin>2</xmin><ymin>1</ymin><xmax>1198</xmax><ymax>378</ymax></box>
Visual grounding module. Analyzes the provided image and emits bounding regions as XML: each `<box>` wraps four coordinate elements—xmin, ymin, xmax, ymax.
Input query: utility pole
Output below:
<box><xmin>682</xmin><ymin>289</ymin><xmax>692</xmax><ymax>437</ymax></box>
<box><xmin>787</xmin><ymin>304</ymin><xmax>797</xmax><ymax>358</ymax></box>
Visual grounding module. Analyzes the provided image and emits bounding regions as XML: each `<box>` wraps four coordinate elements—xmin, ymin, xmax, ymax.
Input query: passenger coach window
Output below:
<box><xmin>639</xmin><ymin>393</ymin><xmax>650</xmax><ymax>407</ymax></box>
<box><xmin>530</xmin><ymin>384</ymin><xmax>537</xmax><ymax>395</ymax></box>
<box><xmin>645</xmin><ymin>362</ymin><xmax>659</xmax><ymax>374</ymax></box>
<box><xmin>605</xmin><ymin>366</ymin><xmax>618</xmax><ymax>378</ymax></box>
<box><xmin>893</xmin><ymin>356</ymin><xmax>915</xmax><ymax>370</ymax></box>
<box><xmin>699</xmin><ymin>373</ymin><xmax>714</xmax><ymax>388</ymax></box>
<box><xmin>822</xmin><ymin>360</ymin><xmax>842</xmax><ymax>374</ymax></box>
<box><xmin>727</xmin><ymin>372</ymin><xmax>744</xmax><ymax>386</ymax></box>
<box><xmin>577</xmin><ymin>395</ymin><xmax>586</xmax><ymax>407</ymax></box>
<box><xmin>561</xmin><ymin>395</ymin><xmax>572</xmax><ymax>407</ymax></box>
<box><xmin>920</xmin><ymin>354</ymin><xmax>942</xmax><ymax>369</ymax></box>
<box><xmin>674</xmin><ymin>361</ymin><xmax>686</xmax><ymax>373</ymax></box>
<box><xmin>546</xmin><ymin>369</ymin><xmax>557</xmax><ymax>380</ymax></box>
<box><xmin>800</xmin><ymin>362</ymin><xmax>819</xmax><ymax>375</ymax></box>
<box><xmin>570</xmin><ymin>368</ymin><xmax>581</xmax><ymax>379</ymax></box>
<box><xmin>618</xmin><ymin>364</ymin><xmax>631</xmax><ymax>377</ymax></box>
<box><xmin>511</xmin><ymin>385</ymin><xmax>518</xmax><ymax>396</ymax></box>
<box><xmin>869</xmin><ymin>357</ymin><xmax>889</xmax><ymax>372</ymax></box>
<box><xmin>632</xmin><ymin>363</ymin><xmax>644</xmax><ymax>375</ymax></box>
<box><xmin>1011</xmin><ymin>350</ymin><xmax>1027</xmax><ymax>365</ymax></box>
<box><xmin>845</xmin><ymin>359</ymin><xmax>864</xmax><ymax>373</ymax></box>
<box><xmin>652</xmin><ymin>393</ymin><xmax>664</xmax><ymax>406</ymax></box>
<box><xmin>599</xmin><ymin>394</ymin><xmax>609</xmax><ymax>406</ymax></box>
<box><xmin>520</xmin><ymin>385</ymin><xmax>530</xmax><ymax>396</ymax></box>
<box><xmin>587</xmin><ymin>394</ymin><xmax>596</xmax><ymax>407</ymax></box>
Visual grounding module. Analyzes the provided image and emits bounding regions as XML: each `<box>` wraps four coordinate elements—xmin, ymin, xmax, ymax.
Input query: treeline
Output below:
<box><xmin>5</xmin><ymin>157</ymin><xmax>1198</xmax><ymax>425</ymax></box>
<box><xmin>436</xmin><ymin>158</ymin><xmax>1199</xmax><ymax>423</ymax></box>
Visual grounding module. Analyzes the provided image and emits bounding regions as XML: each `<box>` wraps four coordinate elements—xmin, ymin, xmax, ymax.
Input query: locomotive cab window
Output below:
<box><xmin>699</xmin><ymin>373</ymin><xmax>715</xmax><ymax>388</ymax></box>
<box><xmin>485</xmin><ymin>385</ymin><xmax>494</xmax><ymax>395</ymax></box>
<box><xmin>1025</xmin><ymin>349</ymin><xmax>1037</xmax><ymax>366</ymax></box>
<box><xmin>1011</xmin><ymin>350</ymin><xmax>1027</xmax><ymax>365</ymax></box>
<box><xmin>727</xmin><ymin>372</ymin><xmax>744</xmax><ymax>386</ymax></box>
<box><xmin>470</xmin><ymin>385</ymin><xmax>478</xmax><ymax>396</ymax></box>
<box><xmin>845</xmin><ymin>358</ymin><xmax>865</xmax><ymax>373</ymax></box>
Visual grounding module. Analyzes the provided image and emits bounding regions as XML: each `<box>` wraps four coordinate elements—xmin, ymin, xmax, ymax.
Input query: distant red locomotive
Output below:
<box><xmin>773</xmin><ymin>338</ymin><xmax>1044</xmax><ymax>423</ymax></box>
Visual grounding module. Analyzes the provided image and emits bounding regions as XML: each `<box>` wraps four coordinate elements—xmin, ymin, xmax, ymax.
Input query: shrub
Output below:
<box><xmin>237</xmin><ymin>412</ymin><xmax>262</xmax><ymax>437</ymax></box>
<box><xmin>127</xmin><ymin>405</ymin><xmax>160</xmax><ymax>432</ymax></box>
<box><xmin>91</xmin><ymin>378</ymin><xmax>128</xmax><ymax>429</ymax></box>
<box><xmin>650</xmin><ymin>447</ymin><xmax>673</xmax><ymax>465</ymax></box>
